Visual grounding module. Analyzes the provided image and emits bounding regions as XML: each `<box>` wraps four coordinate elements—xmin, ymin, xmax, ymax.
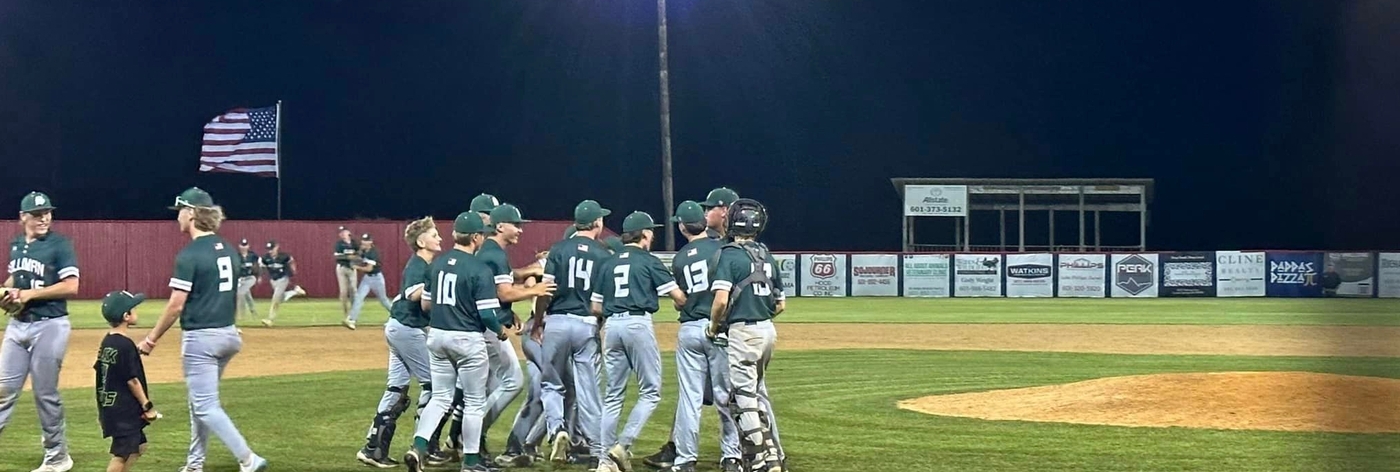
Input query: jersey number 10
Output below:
<box><xmin>436</xmin><ymin>272</ymin><xmax>458</xmax><ymax>305</ymax></box>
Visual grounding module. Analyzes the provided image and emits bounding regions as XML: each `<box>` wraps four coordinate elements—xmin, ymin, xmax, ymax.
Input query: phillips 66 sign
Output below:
<box><xmin>904</xmin><ymin>185</ymin><xmax>968</xmax><ymax>217</ymax></box>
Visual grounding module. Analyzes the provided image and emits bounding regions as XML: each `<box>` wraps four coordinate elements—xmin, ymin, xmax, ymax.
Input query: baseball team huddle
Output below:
<box><xmin>0</xmin><ymin>186</ymin><xmax>789</xmax><ymax>472</ymax></box>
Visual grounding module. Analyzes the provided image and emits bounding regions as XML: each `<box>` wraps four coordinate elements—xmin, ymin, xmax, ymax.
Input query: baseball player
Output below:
<box><xmin>710</xmin><ymin>198</ymin><xmax>785</xmax><ymax>472</ymax></box>
<box><xmin>0</xmin><ymin>191</ymin><xmax>80</xmax><ymax>472</ymax></box>
<box><xmin>403</xmin><ymin>212</ymin><xmax>503</xmax><ymax>472</ymax></box>
<box><xmin>259</xmin><ymin>240</ymin><xmax>303</xmax><ymax>326</ymax></box>
<box><xmin>357</xmin><ymin>217</ymin><xmax>441</xmax><ymax>468</ymax></box>
<box><xmin>234</xmin><ymin>239</ymin><xmax>260</xmax><ymax>321</ymax></box>
<box><xmin>138</xmin><ymin>187</ymin><xmax>268</xmax><ymax>472</ymax></box>
<box><xmin>335</xmin><ymin>226</ymin><xmax>360</xmax><ymax>317</ymax></box>
<box><xmin>591</xmin><ymin>212</ymin><xmax>686</xmax><ymax>472</ymax></box>
<box><xmin>533</xmin><ymin>200</ymin><xmax>612</xmax><ymax>469</ymax></box>
<box><xmin>661</xmin><ymin>201</ymin><xmax>743</xmax><ymax>472</ymax></box>
<box><xmin>345</xmin><ymin>234</ymin><xmax>392</xmax><ymax>330</ymax></box>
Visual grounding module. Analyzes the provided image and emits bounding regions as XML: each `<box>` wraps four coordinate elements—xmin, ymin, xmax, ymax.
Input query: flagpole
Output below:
<box><xmin>275</xmin><ymin>100</ymin><xmax>283</xmax><ymax>220</ymax></box>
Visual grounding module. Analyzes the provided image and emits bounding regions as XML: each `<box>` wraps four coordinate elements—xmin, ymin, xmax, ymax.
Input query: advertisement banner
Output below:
<box><xmin>1159</xmin><ymin>251</ymin><xmax>1216</xmax><ymax>297</ymax></box>
<box><xmin>799</xmin><ymin>254</ymin><xmax>847</xmax><ymax>297</ymax></box>
<box><xmin>1266</xmin><ymin>252</ymin><xmax>1323</xmax><ymax>297</ymax></box>
<box><xmin>1327</xmin><ymin>252</ymin><xmax>1375</xmax><ymax>298</ymax></box>
<box><xmin>902</xmin><ymin>254</ymin><xmax>951</xmax><ymax>298</ymax></box>
<box><xmin>1056</xmin><ymin>254</ymin><xmax>1107</xmax><ymax>298</ymax></box>
<box><xmin>903</xmin><ymin>185</ymin><xmax>968</xmax><ymax>217</ymax></box>
<box><xmin>1005</xmin><ymin>253</ymin><xmax>1054</xmax><ymax>297</ymax></box>
<box><xmin>850</xmin><ymin>254</ymin><xmax>899</xmax><ymax>296</ymax></box>
<box><xmin>1111</xmin><ymin>253</ymin><xmax>1159</xmax><ymax>298</ymax></box>
<box><xmin>773</xmin><ymin>254</ymin><xmax>797</xmax><ymax>298</ymax></box>
<box><xmin>954</xmin><ymin>254</ymin><xmax>1003</xmax><ymax>297</ymax></box>
<box><xmin>1379</xmin><ymin>253</ymin><xmax>1400</xmax><ymax>299</ymax></box>
<box><xmin>1215</xmin><ymin>251</ymin><xmax>1266</xmax><ymax>297</ymax></box>
<box><xmin>654</xmin><ymin>252</ymin><xmax>676</xmax><ymax>273</ymax></box>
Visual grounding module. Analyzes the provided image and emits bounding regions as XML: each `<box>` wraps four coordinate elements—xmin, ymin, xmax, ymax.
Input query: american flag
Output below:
<box><xmin>198</xmin><ymin>105</ymin><xmax>279</xmax><ymax>177</ymax></box>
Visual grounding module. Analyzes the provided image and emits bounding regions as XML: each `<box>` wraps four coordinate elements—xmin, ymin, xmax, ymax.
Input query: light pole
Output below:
<box><xmin>658</xmin><ymin>0</ymin><xmax>676</xmax><ymax>251</ymax></box>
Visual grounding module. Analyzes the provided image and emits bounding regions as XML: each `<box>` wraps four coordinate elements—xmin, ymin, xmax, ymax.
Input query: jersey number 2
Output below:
<box><xmin>216</xmin><ymin>256</ymin><xmax>234</xmax><ymax>292</ymax></box>
<box><xmin>613</xmin><ymin>265</ymin><xmax>630</xmax><ymax>297</ymax></box>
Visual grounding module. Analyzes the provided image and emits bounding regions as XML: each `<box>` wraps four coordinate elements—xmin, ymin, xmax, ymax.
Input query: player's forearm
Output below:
<box><xmin>23</xmin><ymin>277</ymin><xmax>79</xmax><ymax>300</ymax></box>
<box><xmin>126</xmin><ymin>378</ymin><xmax>150</xmax><ymax>406</ymax></box>
<box><xmin>589</xmin><ymin>301</ymin><xmax>603</xmax><ymax>317</ymax></box>
<box><xmin>497</xmin><ymin>284</ymin><xmax>535</xmax><ymax>303</ymax></box>
<box><xmin>480</xmin><ymin>308</ymin><xmax>504</xmax><ymax>334</ymax></box>
<box><xmin>2</xmin><ymin>275</ymin><xmax>12</xmax><ymax>288</ymax></box>
<box><xmin>710</xmin><ymin>292</ymin><xmax>730</xmax><ymax>326</ymax></box>
<box><xmin>148</xmin><ymin>295</ymin><xmax>185</xmax><ymax>343</ymax></box>
<box><xmin>668</xmin><ymin>289</ymin><xmax>687</xmax><ymax>306</ymax></box>
<box><xmin>510</xmin><ymin>264</ymin><xmax>542</xmax><ymax>281</ymax></box>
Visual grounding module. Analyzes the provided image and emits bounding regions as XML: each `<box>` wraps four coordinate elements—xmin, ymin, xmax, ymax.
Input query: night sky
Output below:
<box><xmin>2</xmin><ymin>1</ymin><xmax>1396</xmax><ymax>252</ymax></box>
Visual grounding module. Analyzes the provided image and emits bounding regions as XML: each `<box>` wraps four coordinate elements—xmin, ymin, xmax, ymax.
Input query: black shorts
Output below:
<box><xmin>110</xmin><ymin>431</ymin><xmax>147</xmax><ymax>458</ymax></box>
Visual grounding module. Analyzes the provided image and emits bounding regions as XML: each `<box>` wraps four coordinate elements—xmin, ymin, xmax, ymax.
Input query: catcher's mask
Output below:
<box><xmin>725</xmin><ymin>198</ymin><xmax>768</xmax><ymax>239</ymax></box>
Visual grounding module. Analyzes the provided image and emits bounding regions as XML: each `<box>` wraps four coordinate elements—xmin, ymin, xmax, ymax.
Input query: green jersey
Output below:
<box><xmin>477</xmin><ymin>239</ymin><xmax>517</xmax><ymax>326</ymax></box>
<box><xmin>390</xmin><ymin>254</ymin><xmax>432</xmax><ymax>328</ymax></box>
<box><xmin>710</xmin><ymin>242</ymin><xmax>785</xmax><ymax>324</ymax></box>
<box><xmin>169</xmin><ymin>234</ymin><xmax>238</xmax><ymax>330</ymax></box>
<box><xmin>359</xmin><ymin>247</ymin><xmax>383</xmax><ymax>275</ymax></box>
<box><xmin>541</xmin><ymin>236</ymin><xmax>609</xmax><ymax>317</ymax></box>
<box><xmin>7</xmin><ymin>232</ymin><xmax>79</xmax><ymax>320</ymax></box>
<box><xmin>260</xmin><ymin>252</ymin><xmax>293</xmax><ymax>280</ymax></box>
<box><xmin>236</xmin><ymin>251</ymin><xmax>259</xmax><ymax>278</ymax></box>
<box><xmin>591</xmin><ymin>246</ymin><xmax>678</xmax><ymax>315</ymax></box>
<box><xmin>424</xmin><ymin>248</ymin><xmax>501</xmax><ymax>333</ymax></box>
<box><xmin>670</xmin><ymin>238</ymin><xmax>722</xmax><ymax>322</ymax></box>
<box><xmin>334</xmin><ymin>240</ymin><xmax>358</xmax><ymax>267</ymax></box>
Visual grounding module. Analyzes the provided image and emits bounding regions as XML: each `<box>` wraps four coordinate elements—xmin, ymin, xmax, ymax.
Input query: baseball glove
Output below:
<box><xmin>1</xmin><ymin>290</ymin><xmax>24</xmax><ymax>317</ymax></box>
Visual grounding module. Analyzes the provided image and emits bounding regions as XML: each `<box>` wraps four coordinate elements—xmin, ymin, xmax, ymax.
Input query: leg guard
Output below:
<box><xmin>367</xmin><ymin>385</ymin><xmax>411</xmax><ymax>456</ymax></box>
<box><xmin>731</xmin><ymin>388</ymin><xmax>774</xmax><ymax>468</ymax></box>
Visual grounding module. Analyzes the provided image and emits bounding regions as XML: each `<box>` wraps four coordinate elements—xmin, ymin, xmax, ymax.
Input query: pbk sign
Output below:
<box><xmin>904</xmin><ymin>185</ymin><xmax>968</xmax><ymax>217</ymax></box>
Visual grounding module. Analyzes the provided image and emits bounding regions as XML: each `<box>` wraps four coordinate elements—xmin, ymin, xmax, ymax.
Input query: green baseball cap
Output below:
<box><xmin>169</xmin><ymin>187</ymin><xmax>215</xmax><ymax>209</ymax></box>
<box><xmin>604</xmin><ymin>236</ymin><xmax>625</xmax><ymax>253</ymax></box>
<box><xmin>574</xmin><ymin>200</ymin><xmax>611</xmax><ymax>225</ymax></box>
<box><xmin>20</xmin><ymin>192</ymin><xmax>55</xmax><ymax>213</ymax></box>
<box><xmin>701</xmin><ymin>187</ymin><xmax>739</xmax><ymax>208</ymax></box>
<box><xmin>489</xmin><ymin>204</ymin><xmax>528</xmax><ymax>226</ymax></box>
<box><xmin>562</xmin><ymin>226</ymin><xmax>577</xmax><ymax>240</ymax></box>
<box><xmin>100</xmin><ymin>290</ymin><xmax>146</xmax><ymax>323</ymax></box>
<box><xmin>453</xmin><ymin>211</ymin><xmax>491</xmax><ymax>234</ymax></box>
<box><xmin>470</xmin><ymin>193</ymin><xmax>500</xmax><ymax>214</ymax></box>
<box><xmin>622</xmin><ymin>211</ymin><xmax>663</xmax><ymax>233</ymax></box>
<box><xmin>671</xmin><ymin>200</ymin><xmax>705</xmax><ymax>224</ymax></box>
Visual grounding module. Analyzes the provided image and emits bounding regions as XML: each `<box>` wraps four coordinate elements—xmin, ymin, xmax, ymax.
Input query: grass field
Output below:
<box><xmin>2</xmin><ymin>298</ymin><xmax>1399</xmax><ymax>471</ymax></box>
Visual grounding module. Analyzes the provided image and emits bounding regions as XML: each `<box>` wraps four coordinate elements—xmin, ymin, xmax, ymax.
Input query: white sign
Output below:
<box><xmin>850</xmin><ymin>254</ymin><xmax>899</xmax><ymax>296</ymax></box>
<box><xmin>1056</xmin><ymin>254</ymin><xmax>1106</xmax><ymax>298</ymax></box>
<box><xmin>654</xmin><ymin>252</ymin><xmax>676</xmax><ymax>272</ymax></box>
<box><xmin>902</xmin><ymin>254</ymin><xmax>951</xmax><ymax>297</ymax></box>
<box><xmin>1379</xmin><ymin>253</ymin><xmax>1400</xmax><ymax>298</ymax></box>
<box><xmin>773</xmin><ymin>254</ymin><xmax>797</xmax><ymax>298</ymax></box>
<box><xmin>1005</xmin><ymin>253</ymin><xmax>1054</xmax><ymax>297</ymax></box>
<box><xmin>1216</xmin><ymin>251</ymin><xmax>1266</xmax><ymax>297</ymax></box>
<box><xmin>799</xmin><ymin>254</ymin><xmax>847</xmax><ymax>297</ymax></box>
<box><xmin>954</xmin><ymin>254</ymin><xmax>1002</xmax><ymax>297</ymax></box>
<box><xmin>1328</xmin><ymin>252</ymin><xmax>1375</xmax><ymax>297</ymax></box>
<box><xmin>1111</xmin><ymin>253</ymin><xmax>1159</xmax><ymax>298</ymax></box>
<box><xmin>903</xmin><ymin>185</ymin><xmax>968</xmax><ymax>217</ymax></box>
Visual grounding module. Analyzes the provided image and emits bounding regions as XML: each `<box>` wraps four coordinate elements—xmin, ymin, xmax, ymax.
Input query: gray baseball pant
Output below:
<box><xmin>336</xmin><ymin>265</ymin><xmax>359</xmax><ymax>315</ymax></box>
<box><xmin>600</xmin><ymin>314</ymin><xmax>662</xmax><ymax>457</ymax></box>
<box><xmin>0</xmin><ymin>317</ymin><xmax>72</xmax><ymax>467</ymax></box>
<box><xmin>236</xmin><ymin>275</ymin><xmax>257</xmax><ymax>319</ymax></box>
<box><xmin>673</xmin><ymin>319</ymin><xmax>741</xmax><ymax>465</ymax></box>
<box><xmin>541</xmin><ymin>314</ymin><xmax>603</xmax><ymax>456</ymax></box>
<box><xmin>348</xmin><ymin>273</ymin><xmax>392</xmax><ymax>322</ymax></box>
<box><xmin>182</xmin><ymin>327</ymin><xmax>257</xmax><ymax>469</ymax></box>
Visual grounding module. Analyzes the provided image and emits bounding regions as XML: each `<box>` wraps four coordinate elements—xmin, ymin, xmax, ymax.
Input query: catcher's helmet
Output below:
<box><xmin>725</xmin><ymin>198</ymin><xmax>768</xmax><ymax>239</ymax></box>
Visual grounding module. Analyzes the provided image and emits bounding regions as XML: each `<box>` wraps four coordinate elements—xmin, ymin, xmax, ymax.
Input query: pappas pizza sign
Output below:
<box><xmin>809</xmin><ymin>255</ymin><xmax>837</xmax><ymax>279</ymax></box>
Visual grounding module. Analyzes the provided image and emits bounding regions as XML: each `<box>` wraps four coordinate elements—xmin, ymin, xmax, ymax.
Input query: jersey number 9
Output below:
<box><xmin>216</xmin><ymin>256</ymin><xmax>234</xmax><ymax>292</ymax></box>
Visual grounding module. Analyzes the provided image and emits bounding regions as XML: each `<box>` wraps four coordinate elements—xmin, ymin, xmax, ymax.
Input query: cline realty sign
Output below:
<box><xmin>904</xmin><ymin>185</ymin><xmax>968</xmax><ymax>217</ymax></box>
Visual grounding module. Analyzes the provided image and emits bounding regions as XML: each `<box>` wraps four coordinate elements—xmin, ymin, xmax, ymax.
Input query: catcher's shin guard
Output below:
<box><xmin>367</xmin><ymin>385</ymin><xmax>412</xmax><ymax>454</ymax></box>
<box><xmin>731</xmin><ymin>388</ymin><xmax>776</xmax><ymax>466</ymax></box>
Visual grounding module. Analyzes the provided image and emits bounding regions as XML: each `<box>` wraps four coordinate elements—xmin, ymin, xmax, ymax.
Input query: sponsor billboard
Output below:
<box><xmin>1266</xmin><ymin>252</ymin><xmax>1323</xmax><ymax>297</ymax></box>
<box><xmin>1215</xmin><ymin>251</ymin><xmax>1266</xmax><ymax>297</ymax></box>
<box><xmin>774</xmin><ymin>254</ymin><xmax>797</xmax><ymax>298</ymax></box>
<box><xmin>1111</xmin><ymin>253</ymin><xmax>1159</xmax><ymax>298</ymax></box>
<box><xmin>1326</xmin><ymin>252</ymin><xmax>1375</xmax><ymax>298</ymax></box>
<box><xmin>1056</xmin><ymin>254</ymin><xmax>1107</xmax><ymax>298</ymax></box>
<box><xmin>903</xmin><ymin>185</ymin><xmax>968</xmax><ymax>217</ymax></box>
<box><xmin>954</xmin><ymin>254</ymin><xmax>1003</xmax><ymax>297</ymax></box>
<box><xmin>1159</xmin><ymin>251</ymin><xmax>1216</xmax><ymax>297</ymax></box>
<box><xmin>850</xmin><ymin>254</ymin><xmax>899</xmax><ymax>296</ymax></box>
<box><xmin>799</xmin><ymin>254</ymin><xmax>847</xmax><ymax>297</ymax></box>
<box><xmin>902</xmin><ymin>254</ymin><xmax>951</xmax><ymax>297</ymax></box>
<box><xmin>1379</xmin><ymin>253</ymin><xmax>1400</xmax><ymax>299</ymax></box>
<box><xmin>654</xmin><ymin>252</ymin><xmax>676</xmax><ymax>272</ymax></box>
<box><xmin>1005</xmin><ymin>253</ymin><xmax>1054</xmax><ymax>297</ymax></box>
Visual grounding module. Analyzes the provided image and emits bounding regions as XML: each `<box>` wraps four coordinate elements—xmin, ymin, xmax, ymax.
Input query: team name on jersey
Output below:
<box><xmin>7</xmin><ymin>257</ymin><xmax>46</xmax><ymax>276</ymax></box>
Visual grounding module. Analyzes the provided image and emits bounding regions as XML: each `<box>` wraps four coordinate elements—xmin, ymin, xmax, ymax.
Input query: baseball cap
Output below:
<box><xmin>169</xmin><ymin>187</ymin><xmax>215</xmax><ymax>210</ymax></box>
<box><xmin>100</xmin><ymin>290</ymin><xmax>146</xmax><ymax>323</ymax></box>
<box><xmin>360</xmin><ymin>233</ymin><xmax>372</xmax><ymax>242</ymax></box>
<box><xmin>604</xmin><ymin>236</ymin><xmax>625</xmax><ymax>253</ymax></box>
<box><xmin>453</xmin><ymin>211</ymin><xmax>491</xmax><ymax>234</ymax></box>
<box><xmin>489</xmin><ymin>204</ymin><xmax>528</xmax><ymax>226</ymax></box>
<box><xmin>238</xmin><ymin>238</ymin><xmax>249</xmax><ymax>246</ymax></box>
<box><xmin>20</xmin><ymin>192</ymin><xmax>56</xmax><ymax>213</ymax></box>
<box><xmin>338</xmin><ymin>226</ymin><xmax>350</xmax><ymax>233</ymax></box>
<box><xmin>266</xmin><ymin>239</ymin><xmax>278</xmax><ymax>249</ymax></box>
<box><xmin>470</xmin><ymin>193</ymin><xmax>501</xmax><ymax>214</ymax></box>
<box><xmin>574</xmin><ymin>200</ymin><xmax>611</xmax><ymax>225</ymax></box>
<box><xmin>671</xmin><ymin>200</ymin><xmax>705</xmax><ymax>224</ymax></box>
<box><xmin>700</xmin><ymin>187</ymin><xmax>739</xmax><ymax>208</ymax></box>
<box><xmin>562</xmin><ymin>226</ymin><xmax>577</xmax><ymax>240</ymax></box>
<box><xmin>622</xmin><ymin>211</ymin><xmax>663</xmax><ymax>233</ymax></box>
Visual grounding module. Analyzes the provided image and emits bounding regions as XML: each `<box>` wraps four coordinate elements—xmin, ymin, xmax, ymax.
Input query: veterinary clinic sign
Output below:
<box><xmin>904</xmin><ymin>185</ymin><xmax>968</xmax><ymax>217</ymax></box>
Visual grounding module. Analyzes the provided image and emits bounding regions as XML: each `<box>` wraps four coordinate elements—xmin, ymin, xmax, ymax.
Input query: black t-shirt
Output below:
<box><xmin>95</xmin><ymin>333</ymin><xmax>148</xmax><ymax>437</ymax></box>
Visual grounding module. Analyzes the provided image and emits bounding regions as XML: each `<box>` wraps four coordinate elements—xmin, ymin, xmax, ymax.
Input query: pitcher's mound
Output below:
<box><xmin>898</xmin><ymin>371</ymin><xmax>1400</xmax><ymax>433</ymax></box>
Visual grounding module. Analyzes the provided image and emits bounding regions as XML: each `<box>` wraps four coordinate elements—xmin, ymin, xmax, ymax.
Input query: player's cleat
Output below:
<box><xmin>550</xmin><ymin>431</ymin><xmax>570</xmax><ymax>462</ymax></box>
<box><xmin>720</xmin><ymin>458</ymin><xmax>744</xmax><ymax>472</ymax></box>
<box><xmin>461</xmin><ymin>463</ymin><xmax>497</xmax><ymax>472</ymax></box>
<box><xmin>30</xmin><ymin>455</ymin><xmax>73</xmax><ymax>472</ymax></box>
<box><xmin>343</xmin><ymin>318</ymin><xmax>357</xmax><ymax>330</ymax></box>
<box><xmin>607</xmin><ymin>444</ymin><xmax>633</xmax><ymax>472</ymax></box>
<box><xmin>178</xmin><ymin>464</ymin><xmax>204</xmax><ymax>472</ymax></box>
<box><xmin>643</xmin><ymin>442</ymin><xmax>677</xmax><ymax>469</ymax></box>
<box><xmin>357</xmin><ymin>448</ymin><xmax>398</xmax><ymax>468</ymax></box>
<box><xmin>763</xmin><ymin>460</ymin><xmax>782</xmax><ymax>472</ymax></box>
<box><xmin>781</xmin><ymin>457</ymin><xmax>789</xmax><ymax>472</ymax></box>
<box><xmin>427</xmin><ymin>449</ymin><xmax>455</xmax><ymax>466</ymax></box>
<box><xmin>668</xmin><ymin>463</ymin><xmax>697</xmax><ymax>472</ymax></box>
<box><xmin>294</xmin><ymin>286</ymin><xmax>307</xmax><ymax>297</ymax></box>
<box><xmin>404</xmin><ymin>450</ymin><xmax>423</xmax><ymax>472</ymax></box>
<box><xmin>260</xmin><ymin>319</ymin><xmax>273</xmax><ymax>327</ymax></box>
<box><xmin>595</xmin><ymin>460</ymin><xmax>621</xmax><ymax>472</ymax></box>
<box><xmin>238</xmin><ymin>455</ymin><xmax>269</xmax><ymax>472</ymax></box>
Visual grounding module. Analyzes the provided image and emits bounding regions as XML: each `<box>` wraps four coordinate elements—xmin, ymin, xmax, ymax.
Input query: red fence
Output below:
<box><xmin>2</xmin><ymin>219</ymin><xmax>588</xmax><ymax>299</ymax></box>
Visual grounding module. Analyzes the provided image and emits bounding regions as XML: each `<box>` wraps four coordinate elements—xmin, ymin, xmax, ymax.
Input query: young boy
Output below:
<box><xmin>95</xmin><ymin>290</ymin><xmax>159</xmax><ymax>472</ymax></box>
